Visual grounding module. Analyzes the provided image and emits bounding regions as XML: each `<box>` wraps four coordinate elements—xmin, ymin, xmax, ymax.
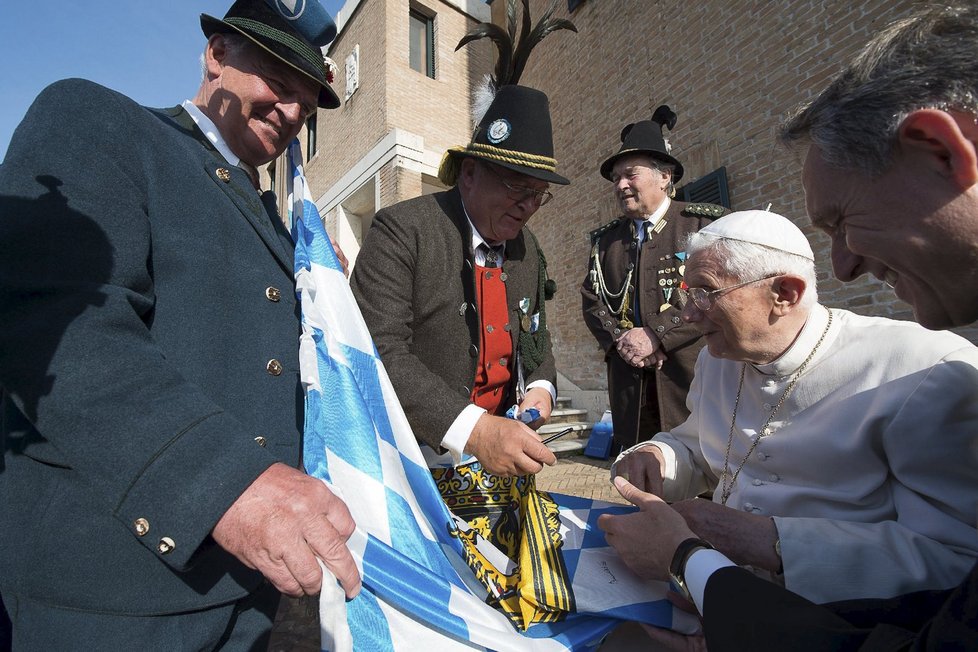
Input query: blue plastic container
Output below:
<box><xmin>584</xmin><ymin>418</ymin><xmax>614</xmax><ymax>460</ymax></box>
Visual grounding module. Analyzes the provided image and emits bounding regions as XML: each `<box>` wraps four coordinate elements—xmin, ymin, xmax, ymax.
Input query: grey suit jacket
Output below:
<box><xmin>351</xmin><ymin>188</ymin><xmax>556</xmax><ymax>449</ymax></box>
<box><xmin>0</xmin><ymin>79</ymin><xmax>301</xmax><ymax>615</ymax></box>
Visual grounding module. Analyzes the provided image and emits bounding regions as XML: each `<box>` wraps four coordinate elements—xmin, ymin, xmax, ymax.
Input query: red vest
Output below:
<box><xmin>471</xmin><ymin>263</ymin><xmax>513</xmax><ymax>415</ymax></box>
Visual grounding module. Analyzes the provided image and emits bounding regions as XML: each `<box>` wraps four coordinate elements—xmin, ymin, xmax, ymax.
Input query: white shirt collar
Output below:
<box><xmin>752</xmin><ymin>305</ymin><xmax>832</xmax><ymax>378</ymax></box>
<box><xmin>633</xmin><ymin>196</ymin><xmax>671</xmax><ymax>243</ymax></box>
<box><xmin>181</xmin><ymin>100</ymin><xmax>239</xmax><ymax>167</ymax></box>
<box><xmin>460</xmin><ymin>198</ymin><xmax>505</xmax><ymax>266</ymax></box>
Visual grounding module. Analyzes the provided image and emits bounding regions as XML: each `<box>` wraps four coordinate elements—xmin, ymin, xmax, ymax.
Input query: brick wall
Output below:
<box><xmin>513</xmin><ymin>0</ymin><xmax>978</xmax><ymax>391</ymax></box>
<box><xmin>304</xmin><ymin>0</ymin><xmax>389</xmax><ymax>194</ymax></box>
<box><xmin>304</xmin><ymin>0</ymin><xmax>490</xmax><ymax>200</ymax></box>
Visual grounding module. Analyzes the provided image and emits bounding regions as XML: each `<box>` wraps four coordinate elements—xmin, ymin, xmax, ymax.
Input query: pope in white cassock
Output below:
<box><xmin>612</xmin><ymin>210</ymin><xmax>978</xmax><ymax>605</ymax></box>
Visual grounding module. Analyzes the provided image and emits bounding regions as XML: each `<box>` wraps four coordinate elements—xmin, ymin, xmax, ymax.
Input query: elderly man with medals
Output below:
<box><xmin>605</xmin><ymin>209</ymin><xmax>978</xmax><ymax>620</ymax></box>
<box><xmin>582</xmin><ymin>107</ymin><xmax>726</xmax><ymax>452</ymax></box>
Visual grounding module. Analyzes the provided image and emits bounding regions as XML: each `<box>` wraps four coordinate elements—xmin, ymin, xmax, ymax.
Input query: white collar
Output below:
<box><xmin>632</xmin><ymin>196</ymin><xmax>671</xmax><ymax>240</ymax></box>
<box><xmin>460</xmin><ymin>198</ymin><xmax>505</xmax><ymax>265</ymax></box>
<box><xmin>182</xmin><ymin>100</ymin><xmax>239</xmax><ymax>167</ymax></box>
<box><xmin>752</xmin><ymin>305</ymin><xmax>832</xmax><ymax>378</ymax></box>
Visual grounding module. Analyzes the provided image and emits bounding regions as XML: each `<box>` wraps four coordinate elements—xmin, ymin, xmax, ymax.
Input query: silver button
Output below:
<box><xmin>598</xmin><ymin>310</ymin><xmax>606</xmax><ymax>316</ymax></box>
<box><xmin>743</xmin><ymin>502</ymin><xmax>754</xmax><ymax>511</ymax></box>
<box><xmin>500</xmin><ymin>273</ymin><xmax>508</xmax><ymax>282</ymax></box>
<box><xmin>752</xmin><ymin>478</ymin><xmax>763</xmax><ymax>486</ymax></box>
<box><xmin>254</xmin><ymin>436</ymin><xmax>267</xmax><ymax>448</ymax></box>
<box><xmin>266</xmin><ymin>359</ymin><xmax>283</xmax><ymax>376</ymax></box>
<box><xmin>485</xmin><ymin>271</ymin><xmax>493</xmax><ymax>280</ymax></box>
<box><xmin>133</xmin><ymin>518</ymin><xmax>150</xmax><ymax>537</ymax></box>
<box><xmin>265</xmin><ymin>286</ymin><xmax>281</xmax><ymax>302</ymax></box>
<box><xmin>499</xmin><ymin>357</ymin><xmax>507</xmax><ymax>366</ymax></box>
<box><xmin>158</xmin><ymin>537</ymin><xmax>176</xmax><ymax>554</ymax></box>
<box><xmin>486</xmin><ymin>325</ymin><xmax>494</xmax><ymax>333</ymax></box>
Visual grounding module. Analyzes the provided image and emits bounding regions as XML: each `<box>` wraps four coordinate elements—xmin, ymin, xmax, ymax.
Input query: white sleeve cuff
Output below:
<box><xmin>609</xmin><ymin>440</ymin><xmax>675</xmax><ymax>481</ymax></box>
<box><xmin>685</xmin><ymin>548</ymin><xmax>736</xmax><ymax>615</ymax></box>
<box><xmin>526</xmin><ymin>380</ymin><xmax>556</xmax><ymax>406</ymax></box>
<box><xmin>441</xmin><ymin>403</ymin><xmax>486</xmax><ymax>465</ymax></box>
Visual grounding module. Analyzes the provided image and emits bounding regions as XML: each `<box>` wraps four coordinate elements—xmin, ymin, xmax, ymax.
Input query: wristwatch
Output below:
<box><xmin>669</xmin><ymin>537</ymin><xmax>716</xmax><ymax>602</ymax></box>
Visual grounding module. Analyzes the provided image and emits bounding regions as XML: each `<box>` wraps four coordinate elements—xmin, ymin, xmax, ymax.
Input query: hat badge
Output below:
<box><xmin>274</xmin><ymin>0</ymin><xmax>306</xmax><ymax>20</ymax></box>
<box><xmin>487</xmin><ymin>119</ymin><xmax>511</xmax><ymax>144</ymax></box>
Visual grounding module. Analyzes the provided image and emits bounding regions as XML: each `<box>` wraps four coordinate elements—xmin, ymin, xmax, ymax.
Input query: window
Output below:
<box><xmin>678</xmin><ymin>166</ymin><xmax>731</xmax><ymax>208</ymax></box>
<box><xmin>409</xmin><ymin>9</ymin><xmax>435</xmax><ymax>78</ymax></box>
<box><xmin>306</xmin><ymin>114</ymin><xmax>317</xmax><ymax>161</ymax></box>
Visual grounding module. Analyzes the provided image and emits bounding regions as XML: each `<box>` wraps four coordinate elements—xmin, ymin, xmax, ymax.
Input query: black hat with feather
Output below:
<box><xmin>438</xmin><ymin>0</ymin><xmax>576</xmax><ymax>186</ymax></box>
<box><xmin>600</xmin><ymin>105</ymin><xmax>685</xmax><ymax>182</ymax></box>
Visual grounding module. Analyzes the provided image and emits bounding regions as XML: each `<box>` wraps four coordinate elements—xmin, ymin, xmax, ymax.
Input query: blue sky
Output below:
<box><xmin>0</xmin><ymin>0</ymin><xmax>346</xmax><ymax>161</ymax></box>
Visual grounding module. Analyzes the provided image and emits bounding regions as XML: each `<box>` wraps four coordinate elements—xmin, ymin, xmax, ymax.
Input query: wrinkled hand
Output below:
<box><xmin>613</xmin><ymin>445</ymin><xmax>666</xmax><ymax>496</ymax></box>
<box><xmin>671</xmin><ymin>498</ymin><xmax>780</xmax><ymax>571</ymax></box>
<box><xmin>518</xmin><ymin>387</ymin><xmax>553</xmax><ymax>430</ymax></box>
<box><xmin>466</xmin><ymin>413</ymin><xmax>556</xmax><ymax>476</ymax></box>
<box><xmin>598</xmin><ymin>476</ymin><xmax>696</xmax><ymax>582</ymax></box>
<box><xmin>616</xmin><ymin>327</ymin><xmax>667</xmax><ymax>369</ymax></box>
<box><xmin>212</xmin><ymin>463</ymin><xmax>361</xmax><ymax>598</ymax></box>
<box><xmin>329</xmin><ymin>237</ymin><xmax>349</xmax><ymax>277</ymax></box>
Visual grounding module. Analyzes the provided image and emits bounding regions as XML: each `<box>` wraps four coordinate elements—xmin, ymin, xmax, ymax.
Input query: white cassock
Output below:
<box><xmin>622</xmin><ymin>305</ymin><xmax>978</xmax><ymax>603</ymax></box>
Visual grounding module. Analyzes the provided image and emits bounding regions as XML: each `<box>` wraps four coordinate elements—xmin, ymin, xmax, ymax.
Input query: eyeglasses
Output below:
<box><xmin>482</xmin><ymin>163</ymin><xmax>554</xmax><ymax>206</ymax></box>
<box><xmin>682</xmin><ymin>273</ymin><xmax>782</xmax><ymax>311</ymax></box>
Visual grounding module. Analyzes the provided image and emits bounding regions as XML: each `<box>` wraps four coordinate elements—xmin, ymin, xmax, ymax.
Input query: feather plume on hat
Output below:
<box><xmin>456</xmin><ymin>0</ymin><xmax>577</xmax><ymax>127</ymax></box>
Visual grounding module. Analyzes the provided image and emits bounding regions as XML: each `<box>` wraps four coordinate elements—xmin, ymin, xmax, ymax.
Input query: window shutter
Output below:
<box><xmin>679</xmin><ymin>166</ymin><xmax>730</xmax><ymax>208</ymax></box>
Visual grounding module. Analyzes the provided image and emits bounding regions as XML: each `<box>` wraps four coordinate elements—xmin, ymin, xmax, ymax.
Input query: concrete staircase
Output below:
<box><xmin>540</xmin><ymin>396</ymin><xmax>592</xmax><ymax>458</ymax></box>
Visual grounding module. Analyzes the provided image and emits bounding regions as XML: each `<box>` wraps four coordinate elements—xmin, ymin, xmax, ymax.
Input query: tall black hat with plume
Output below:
<box><xmin>600</xmin><ymin>105</ymin><xmax>685</xmax><ymax>182</ymax></box>
<box><xmin>438</xmin><ymin>0</ymin><xmax>577</xmax><ymax>186</ymax></box>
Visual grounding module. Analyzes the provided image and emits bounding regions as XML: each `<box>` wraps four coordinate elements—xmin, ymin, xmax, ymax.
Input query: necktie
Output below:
<box><xmin>239</xmin><ymin>161</ymin><xmax>261</xmax><ymax>191</ymax></box>
<box><xmin>480</xmin><ymin>243</ymin><xmax>502</xmax><ymax>268</ymax></box>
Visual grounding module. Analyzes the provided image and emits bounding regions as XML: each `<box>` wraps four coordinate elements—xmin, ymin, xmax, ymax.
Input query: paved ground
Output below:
<box><xmin>267</xmin><ymin>454</ymin><xmax>623</xmax><ymax>651</ymax></box>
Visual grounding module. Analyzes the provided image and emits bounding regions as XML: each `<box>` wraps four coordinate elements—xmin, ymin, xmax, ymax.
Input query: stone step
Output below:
<box><xmin>547</xmin><ymin>437</ymin><xmax>589</xmax><ymax>458</ymax></box>
<box><xmin>538</xmin><ymin>421</ymin><xmax>590</xmax><ymax>436</ymax></box>
<box><xmin>549</xmin><ymin>407</ymin><xmax>589</xmax><ymax>424</ymax></box>
<box><xmin>555</xmin><ymin>396</ymin><xmax>573</xmax><ymax>410</ymax></box>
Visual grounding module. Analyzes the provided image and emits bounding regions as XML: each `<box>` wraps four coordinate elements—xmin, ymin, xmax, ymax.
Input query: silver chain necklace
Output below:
<box><xmin>718</xmin><ymin>308</ymin><xmax>834</xmax><ymax>506</ymax></box>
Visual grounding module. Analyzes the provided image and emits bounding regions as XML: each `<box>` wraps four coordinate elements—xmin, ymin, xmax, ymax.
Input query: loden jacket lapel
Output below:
<box><xmin>162</xmin><ymin>106</ymin><xmax>295</xmax><ymax>274</ymax></box>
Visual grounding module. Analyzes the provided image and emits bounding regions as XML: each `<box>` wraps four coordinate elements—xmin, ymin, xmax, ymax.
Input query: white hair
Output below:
<box><xmin>685</xmin><ymin>233</ymin><xmax>819</xmax><ymax>308</ymax></box>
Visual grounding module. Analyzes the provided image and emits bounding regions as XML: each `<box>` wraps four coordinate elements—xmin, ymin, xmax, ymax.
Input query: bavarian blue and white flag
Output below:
<box><xmin>286</xmin><ymin>140</ymin><xmax>697</xmax><ymax>651</ymax></box>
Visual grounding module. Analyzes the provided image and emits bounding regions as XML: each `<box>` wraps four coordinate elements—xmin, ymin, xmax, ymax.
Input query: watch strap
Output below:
<box><xmin>669</xmin><ymin>537</ymin><xmax>715</xmax><ymax>600</ymax></box>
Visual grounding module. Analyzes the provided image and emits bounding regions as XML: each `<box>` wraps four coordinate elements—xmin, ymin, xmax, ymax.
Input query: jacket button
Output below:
<box><xmin>655</xmin><ymin>325</ymin><xmax>665</xmax><ymax>333</ymax></box>
<box><xmin>265</xmin><ymin>286</ymin><xmax>281</xmax><ymax>302</ymax></box>
<box><xmin>499</xmin><ymin>357</ymin><xmax>507</xmax><ymax>366</ymax></box>
<box><xmin>266</xmin><ymin>359</ymin><xmax>283</xmax><ymax>376</ymax></box>
<box><xmin>158</xmin><ymin>537</ymin><xmax>176</xmax><ymax>554</ymax></box>
<box><xmin>216</xmin><ymin>167</ymin><xmax>231</xmax><ymax>183</ymax></box>
<box><xmin>133</xmin><ymin>518</ymin><xmax>150</xmax><ymax>537</ymax></box>
<box><xmin>671</xmin><ymin>316</ymin><xmax>681</xmax><ymax>324</ymax></box>
<box><xmin>598</xmin><ymin>310</ymin><xmax>606</xmax><ymax>316</ymax></box>
<box><xmin>254</xmin><ymin>436</ymin><xmax>267</xmax><ymax>447</ymax></box>
<box><xmin>613</xmin><ymin>328</ymin><xmax>621</xmax><ymax>335</ymax></box>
